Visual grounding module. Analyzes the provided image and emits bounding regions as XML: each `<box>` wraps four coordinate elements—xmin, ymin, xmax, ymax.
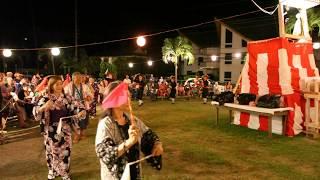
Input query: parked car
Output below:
<box><xmin>183</xmin><ymin>78</ymin><xmax>214</xmax><ymax>87</ymax></box>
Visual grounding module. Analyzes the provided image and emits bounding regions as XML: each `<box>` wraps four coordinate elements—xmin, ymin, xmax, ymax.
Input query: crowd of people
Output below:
<box><xmin>0</xmin><ymin>70</ymin><xmax>233</xmax><ymax>179</ymax></box>
<box><xmin>123</xmin><ymin>74</ymin><xmax>233</xmax><ymax>104</ymax></box>
<box><xmin>0</xmin><ymin>71</ymin><xmax>164</xmax><ymax>180</ymax></box>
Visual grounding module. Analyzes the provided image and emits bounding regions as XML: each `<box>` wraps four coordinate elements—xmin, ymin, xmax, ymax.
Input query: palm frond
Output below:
<box><xmin>161</xmin><ymin>36</ymin><xmax>194</xmax><ymax>65</ymax></box>
<box><xmin>286</xmin><ymin>8</ymin><xmax>320</xmax><ymax>35</ymax></box>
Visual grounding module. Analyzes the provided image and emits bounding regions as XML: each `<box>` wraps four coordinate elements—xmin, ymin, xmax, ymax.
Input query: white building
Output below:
<box><xmin>219</xmin><ymin>22</ymin><xmax>250</xmax><ymax>83</ymax></box>
<box><xmin>180</xmin><ymin>21</ymin><xmax>251</xmax><ymax>84</ymax></box>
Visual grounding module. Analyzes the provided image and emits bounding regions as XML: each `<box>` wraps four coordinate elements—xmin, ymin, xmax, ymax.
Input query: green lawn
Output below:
<box><xmin>1</xmin><ymin>99</ymin><xmax>320</xmax><ymax>179</ymax></box>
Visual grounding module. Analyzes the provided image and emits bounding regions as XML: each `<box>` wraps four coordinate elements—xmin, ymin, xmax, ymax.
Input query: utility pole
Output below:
<box><xmin>74</xmin><ymin>0</ymin><xmax>78</xmax><ymax>62</ymax></box>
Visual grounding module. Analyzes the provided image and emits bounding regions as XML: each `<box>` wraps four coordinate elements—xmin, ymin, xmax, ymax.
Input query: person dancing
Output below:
<box><xmin>36</xmin><ymin>76</ymin><xmax>86</xmax><ymax>180</ymax></box>
<box><xmin>95</xmin><ymin>81</ymin><xmax>163</xmax><ymax>180</ymax></box>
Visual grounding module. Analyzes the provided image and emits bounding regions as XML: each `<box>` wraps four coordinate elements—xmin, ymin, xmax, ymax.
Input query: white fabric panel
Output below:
<box><xmin>233</xmin><ymin>111</ymin><xmax>241</xmax><ymax>125</ymax></box>
<box><xmin>248</xmin><ymin>114</ymin><xmax>260</xmax><ymax>130</ymax></box>
<box><xmin>293</xmin><ymin>55</ymin><xmax>308</xmax><ymax>89</ymax></box>
<box><xmin>257</xmin><ymin>53</ymin><xmax>269</xmax><ymax>95</ymax></box>
<box><xmin>278</xmin><ymin>49</ymin><xmax>293</xmax><ymax>95</ymax></box>
<box><xmin>271</xmin><ymin>116</ymin><xmax>282</xmax><ymax>135</ymax></box>
<box><xmin>292</xmin><ymin>55</ymin><xmax>302</xmax><ymax>68</ymax></box>
<box><xmin>241</xmin><ymin>55</ymin><xmax>250</xmax><ymax>93</ymax></box>
<box><xmin>293</xmin><ymin>103</ymin><xmax>303</xmax><ymax>135</ymax></box>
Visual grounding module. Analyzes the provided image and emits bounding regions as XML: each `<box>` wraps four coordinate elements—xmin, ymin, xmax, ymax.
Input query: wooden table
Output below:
<box><xmin>211</xmin><ymin>101</ymin><xmax>233</xmax><ymax>125</ymax></box>
<box><xmin>212</xmin><ymin>101</ymin><xmax>293</xmax><ymax>137</ymax></box>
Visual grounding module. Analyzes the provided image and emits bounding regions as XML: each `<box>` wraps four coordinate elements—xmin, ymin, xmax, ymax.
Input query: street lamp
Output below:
<box><xmin>147</xmin><ymin>60</ymin><xmax>153</xmax><ymax>66</ymax></box>
<box><xmin>3</xmin><ymin>49</ymin><xmax>12</xmax><ymax>57</ymax></box>
<box><xmin>136</xmin><ymin>36</ymin><xmax>146</xmax><ymax>47</ymax></box>
<box><xmin>128</xmin><ymin>62</ymin><xmax>133</xmax><ymax>68</ymax></box>
<box><xmin>50</xmin><ymin>47</ymin><xmax>60</xmax><ymax>74</ymax></box>
<box><xmin>234</xmin><ymin>52</ymin><xmax>241</xmax><ymax>58</ymax></box>
<box><xmin>211</xmin><ymin>55</ymin><xmax>218</xmax><ymax>61</ymax></box>
<box><xmin>313</xmin><ymin>42</ymin><xmax>320</xmax><ymax>50</ymax></box>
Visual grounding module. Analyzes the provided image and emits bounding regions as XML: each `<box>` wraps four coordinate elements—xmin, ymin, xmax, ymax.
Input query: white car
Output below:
<box><xmin>184</xmin><ymin>78</ymin><xmax>203</xmax><ymax>87</ymax></box>
<box><xmin>183</xmin><ymin>78</ymin><xmax>215</xmax><ymax>87</ymax></box>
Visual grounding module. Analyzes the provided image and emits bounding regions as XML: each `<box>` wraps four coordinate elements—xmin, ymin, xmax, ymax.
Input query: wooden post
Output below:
<box><xmin>216</xmin><ymin>107</ymin><xmax>219</xmax><ymax>125</ymax></box>
<box><xmin>268</xmin><ymin>116</ymin><xmax>273</xmax><ymax>138</ymax></box>
<box><xmin>278</xmin><ymin>1</ymin><xmax>285</xmax><ymax>38</ymax></box>
<box><xmin>229</xmin><ymin>110</ymin><xmax>232</xmax><ymax>124</ymax></box>
<box><xmin>282</xmin><ymin>115</ymin><xmax>287</xmax><ymax>136</ymax></box>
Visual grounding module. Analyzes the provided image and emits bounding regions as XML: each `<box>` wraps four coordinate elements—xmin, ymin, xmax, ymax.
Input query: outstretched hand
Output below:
<box><xmin>152</xmin><ymin>142</ymin><xmax>163</xmax><ymax>157</ymax></box>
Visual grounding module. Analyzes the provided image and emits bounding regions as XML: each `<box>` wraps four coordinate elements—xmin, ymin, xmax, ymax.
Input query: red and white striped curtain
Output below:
<box><xmin>236</xmin><ymin>37</ymin><xmax>318</xmax><ymax>136</ymax></box>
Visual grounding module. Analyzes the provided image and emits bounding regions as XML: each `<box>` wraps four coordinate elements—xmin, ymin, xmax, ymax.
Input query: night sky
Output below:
<box><xmin>0</xmin><ymin>0</ymin><xmax>278</xmax><ymax>47</ymax></box>
<box><xmin>0</xmin><ymin>0</ymin><xmax>280</xmax><ymax>73</ymax></box>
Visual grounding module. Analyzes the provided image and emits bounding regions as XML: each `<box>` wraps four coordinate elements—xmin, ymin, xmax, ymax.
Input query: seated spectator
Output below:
<box><xmin>225</xmin><ymin>81</ymin><xmax>233</xmax><ymax>92</ymax></box>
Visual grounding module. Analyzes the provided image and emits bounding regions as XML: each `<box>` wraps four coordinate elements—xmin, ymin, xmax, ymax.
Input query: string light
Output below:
<box><xmin>51</xmin><ymin>47</ymin><xmax>61</xmax><ymax>56</ymax></box>
<box><xmin>147</xmin><ymin>60</ymin><xmax>153</xmax><ymax>66</ymax></box>
<box><xmin>136</xmin><ymin>36</ymin><xmax>146</xmax><ymax>47</ymax></box>
<box><xmin>128</xmin><ymin>63</ymin><xmax>133</xmax><ymax>68</ymax></box>
<box><xmin>0</xmin><ymin>5</ymin><xmax>277</xmax><ymax>52</ymax></box>
<box><xmin>3</xmin><ymin>49</ymin><xmax>12</xmax><ymax>57</ymax></box>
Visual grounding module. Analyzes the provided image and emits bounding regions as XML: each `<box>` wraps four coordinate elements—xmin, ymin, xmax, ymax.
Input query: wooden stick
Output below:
<box><xmin>128</xmin><ymin>155</ymin><xmax>153</xmax><ymax>166</ymax></box>
<box><xmin>127</xmin><ymin>95</ymin><xmax>136</xmax><ymax>126</ymax></box>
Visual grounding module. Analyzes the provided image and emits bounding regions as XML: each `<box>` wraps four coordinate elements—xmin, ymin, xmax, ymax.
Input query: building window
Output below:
<box><xmin>198</xmin><ymin>57</ymin><xmax>204</xmax><ymax>65</ymax></box>
<box><xmin>242</xmin><ymin>39</ymin><xmax>247</xmax><ymax>47</ymax></box>
<box><xmin>225</xmin><ymin>53</ymin><xmax>232</xmax><ymax>64</ymax></box>
<box><xmin>225</xmin><ymin>29</ymin><xmax>233</xmax><ymax>48</ymax></box>
<box><xmin>224</xmin><ymin>72</ymin><xmax>232</xmax><ymax>82</ymax></box>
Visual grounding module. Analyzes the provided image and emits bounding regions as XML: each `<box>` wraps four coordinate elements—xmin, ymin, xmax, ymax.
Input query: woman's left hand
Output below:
<box><xmin>152</xmin><ymin>142</ymin><xmax>163</xmax><ymax>157</ymax></box>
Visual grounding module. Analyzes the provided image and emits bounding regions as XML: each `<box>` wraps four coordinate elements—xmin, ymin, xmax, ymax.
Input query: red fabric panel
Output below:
<box><xmin>258</xmin><ymin>116</ymin><xmax>269</xmax><ymax>131</ymax></box>
<box><xmin>239</xmin><ymin>112</ymin><xmax>250</xmax><ymax>127</ymax></box>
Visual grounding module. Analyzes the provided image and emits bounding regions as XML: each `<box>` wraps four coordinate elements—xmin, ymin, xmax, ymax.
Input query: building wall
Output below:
<box><xmin>219</xmin><ymin>24</ymin><xmax>248</xmax><ymax>84</ymax></box>
<box><xmin>181</xmin><ymin>45</ymin><xmax>220</xmax><ymax>76</ymax></box>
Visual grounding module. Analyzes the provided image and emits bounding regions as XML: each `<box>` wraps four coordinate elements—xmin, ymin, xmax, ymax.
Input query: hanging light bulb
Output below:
<box><xmin>3</xmin><ymin>49</ymin><xmax>12</xmax><ymax>57</ymax></box>
<box><xmin>136</xmin><ymin>36</ymin><xmax>146</xmax><ymax>47</ymax></box>
<box><xmin>51</xmin><ymin>47</ymin><xmax>61</xmax><ymax>56</ymax></box>
<box><xmin>128</xmin><ymin>62</ymin><xmax>134</xmax><ymax>68</ymax></box>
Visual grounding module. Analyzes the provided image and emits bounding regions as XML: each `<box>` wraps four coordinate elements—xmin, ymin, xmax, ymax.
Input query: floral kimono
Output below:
<box><xmin>89</xmin><ymin>82</ymin><xmax>99</xmax><ymax>116</ymax></box>
<box><xmin>36</xmin><ymin>93</ymin><xmax>86</xmax><ymax>180</ymax></box>
<box><xmin>64</xmin><ymin>83</ymin><xmax>93</xmax><ymax>129</ymax></box>
<box><xmin>95</xmin><ymin>113</ymin><xmax>162</xmax><ymax>180</ymax></box>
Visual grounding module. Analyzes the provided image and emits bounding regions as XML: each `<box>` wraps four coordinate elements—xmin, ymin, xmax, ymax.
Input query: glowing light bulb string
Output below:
<box><xmin>0</xmin><ymin>5</ymin><xmax>277</xmax><ymax>51</ymax></box>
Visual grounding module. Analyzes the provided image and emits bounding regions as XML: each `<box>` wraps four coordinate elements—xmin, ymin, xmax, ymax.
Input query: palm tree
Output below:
<box><xmin>162</xmin><ymin>36</ymin><xmax>194</xmax><ymax>82</ymax></box>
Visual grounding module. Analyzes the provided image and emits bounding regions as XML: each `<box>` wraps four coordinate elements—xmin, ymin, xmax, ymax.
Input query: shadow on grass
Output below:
<box><xmin>0</xmin><ymin>160</ymin><xmax>43</xmax><ymax>178</ymax></box>
<box><xmin>71</xmin><ymin>169</ymin><xmax>100</xmax><ymax>180</ymax></box>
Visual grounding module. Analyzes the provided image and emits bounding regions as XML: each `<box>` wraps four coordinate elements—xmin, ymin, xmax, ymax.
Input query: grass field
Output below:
<box><xmin>1</xmin><ymin>99</ymin><xmax>320</xmax><ymax>180</ymax></box>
